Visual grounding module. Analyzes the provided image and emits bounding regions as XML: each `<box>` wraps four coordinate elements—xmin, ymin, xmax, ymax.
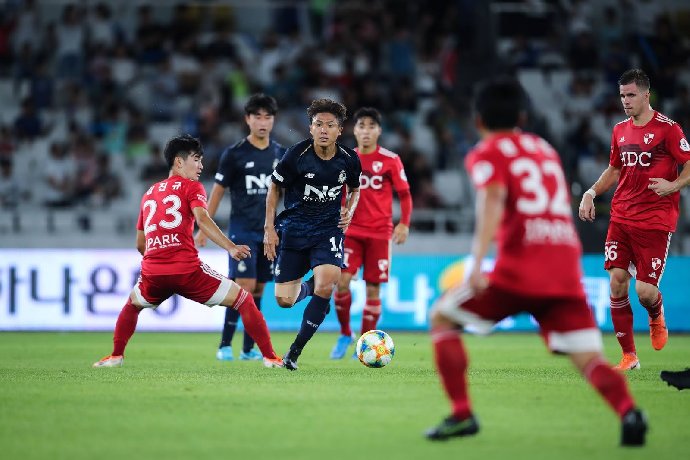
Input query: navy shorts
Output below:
<box><xmin>274</xmin><ymin>234</ymin><xmax>344</xmax><ymax>282</ymax></box>
<box><xmin>228</xmin><ymin>240</ymin><xmax>274</xmax><ymax>283</ymax></box>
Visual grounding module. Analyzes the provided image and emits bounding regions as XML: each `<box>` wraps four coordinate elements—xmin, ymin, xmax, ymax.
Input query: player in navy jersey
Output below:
<box><xmin>264</xmin><ymin>98</ymin><xmax>362</xmax><ymax>370</ymax></box>
<box><xmin>195</xmin><ymin>94</ymin><xmax>285</xmax><ymax>361</ymax></box>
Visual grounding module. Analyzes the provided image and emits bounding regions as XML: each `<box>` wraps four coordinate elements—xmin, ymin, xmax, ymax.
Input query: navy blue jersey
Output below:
<box><xmin>272</xmin><ymin>138</ymin><xmax>362</xmax><ymax>249</ymax></box>
<box><xmin>215</xmin><ymin>138</ymin><xmax>285</xmax><ymax>240</ymax></box>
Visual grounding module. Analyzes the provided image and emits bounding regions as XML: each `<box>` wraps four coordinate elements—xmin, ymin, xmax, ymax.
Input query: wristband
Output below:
<box><xmin>584</xmin><ymin>189</ymin><xmax>596</xmax><ymax>199</ymax></box>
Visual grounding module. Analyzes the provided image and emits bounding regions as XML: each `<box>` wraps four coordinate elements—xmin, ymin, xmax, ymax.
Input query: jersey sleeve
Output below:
<box><xmin>272</xmin><ymin>145</ymin><xmax>298</xmax><ymax>187</ymax></box>
<box><xmin>214</xmin><ymin>147</ymin><xmax>235</xmax><ymax>187</ymax></box>
<box><xmin>465</xmin><ymin>148</ymin><xmax>506</xmax><ymax>190</ymax></box>
<box><xmin>667</xmin><ymin>123</ymin><xmax>690</xmax><ymax>164</ymax></box>
<box><xmin>136</xmin><ymin>207</ymin><xmax>144</xmax><ymax>231</ymax></box>
<box><xmin>346</xmin><ymin>150</ymin><xmax>362</xmax><ymax>189</ymax></box>
<box><xmin>609</xmin><ymin>128</ymin><xmax>622</xmax><ymax>168</ymax></box>
<box><xmin>187</xmin><ymin>181</ymin><xmax>208</xmax><ymax>209</ymax></box>
<box><xmin>390</xmin><ymin>156</ymin><xmax>410</xmax><ymax>193</ymax></box>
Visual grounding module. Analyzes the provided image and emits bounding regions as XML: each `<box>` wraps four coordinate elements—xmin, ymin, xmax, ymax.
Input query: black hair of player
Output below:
<box><xmin>618</xmin><ymin>68</ymin><xmax>650</xmax><ymax>92</ymax></box>
<box><xmin>163</xmin><ymin>134</ymin><xmax>204</xmax><ymax>169</ymax></box>
<box><xmin>245</xmin><ymin>93</ymin><xmax>278</xmax><ymax>116</ymax></box>
<box><xmin>353</xmin><ymin>107</ymin><xmax>382</xmax><ymax>126</ymax></box>
<box><xmin>307</xmin><ymin>98</ymin><xmax>347</xmax><ymax>126</ymax></box>
<box><xmin>473</xmin><ymin>77</ymin><xmax>528</xmax><ymax>130</ymax></box>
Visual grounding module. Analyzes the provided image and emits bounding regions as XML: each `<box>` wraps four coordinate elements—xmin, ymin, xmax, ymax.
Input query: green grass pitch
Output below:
<box><xmin>1</xmin><ymin>331</ymin><xmax>688</xmax><ymax>460</ymax></box>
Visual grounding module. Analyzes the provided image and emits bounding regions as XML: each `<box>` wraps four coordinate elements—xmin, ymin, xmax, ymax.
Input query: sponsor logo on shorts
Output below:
<box><xmin>649</xmin><ymin>272</ymin><xmax>657</xmax><ymax>279</ymax></box>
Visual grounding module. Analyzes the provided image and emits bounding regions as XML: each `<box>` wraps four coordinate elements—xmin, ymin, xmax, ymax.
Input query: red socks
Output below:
<box><xmin>583</xmin><ymin>358</ymin><xmax>635</xmax><ymax>418</ymax></box>
<box><xmin>610</xmin><ymin>295</ymin><xmax>636</xmax><ymax>354</ymax></box>
<box><xmin>643</xmin><ymin>292</ymin><xmax>663</xmax><ymax>319</ymax></box>
<box><xmin>431</xmin><ymin>327</ymin><xmax>472</xmax><ymax>420</ymax></box>
<box><xmin>361</xmin><ymin>299</ymin><xmax>382</xmax><ymax>334</ymax></box>
<box><xmin>112</xmin><ymin>298</ymin><xmax>141</xmax><ymax>356</ymax></box>
<box><xmin>233</xmin><ymin>289</ymin><xmax>278</xmax><ymax>360</ymax></box>
<box><xmin>334</xmin><ymin>290</ymin><xmax>352</xmax><ymax>336</ymax></box>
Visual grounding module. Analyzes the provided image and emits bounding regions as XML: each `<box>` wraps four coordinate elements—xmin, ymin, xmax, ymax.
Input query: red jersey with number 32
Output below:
<box><xmin>136</xmin><ymin>176</ymin><xmax>208</xmax><ymax>275</ymax></box>
<box><xmin>347</xmin><ymin>146</ymin><xmax>410</xmax><ymax>239</ymax></box>
<box><xmin>609</xmin><ymin>111</ymin><xmax>690</xmax><ymax>232</ymax></box>
<box><xmin>465</xmin><ymin>132</ymin><xmax>583</xmax><ymax>297</ymax></box>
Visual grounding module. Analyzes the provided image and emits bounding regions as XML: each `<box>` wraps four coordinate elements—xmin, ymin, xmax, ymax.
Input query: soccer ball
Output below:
<box><xmin>356</xmin><ymin>330</ymin><xmax>395</xmax><ymax>368</ymax></box>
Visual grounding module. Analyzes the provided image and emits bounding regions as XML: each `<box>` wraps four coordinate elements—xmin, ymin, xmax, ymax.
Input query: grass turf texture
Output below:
<box><xmin>1</xmin><ymin>331</ymin><xmax>688</xmax><ymax>460</ymax></box>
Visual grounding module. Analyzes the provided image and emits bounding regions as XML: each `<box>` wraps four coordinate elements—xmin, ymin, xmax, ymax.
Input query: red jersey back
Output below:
<box><xmin>347</xmin><ymin>146</ymin><xmax>410</xmax><ymax>239</ymax></box>
<box><xmin>136</xmin><ymin>176</ymin><xmax>208</xmax><ymax>275</ymax></box>
<box><xmin>609</xmin><ymin>111</ymin><xmax>690</xmax><ymax>232</ymax></box>
<box><xmin>465</xmin><ymin>132</ymin><xmax>583</xmax><ymax>297</ymax></box>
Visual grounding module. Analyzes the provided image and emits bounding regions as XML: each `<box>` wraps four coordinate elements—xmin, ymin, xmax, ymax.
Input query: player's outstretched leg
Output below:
<box><xmin>93</xmin><ymin>298</ymin><xmax>141</xmax><ymax>367</ymax></box>
<box><xmin>425</xmin><ymin>326</ymin><xmax>479</xmax><ymax>441</ymax></box>
<box><xmin>217</xmin><ymin>307</ymin><xmax>239</xmax><ymax>361</ymax></box>
<box><xmin>610</xmin><ymin>295</ymin><xmax>639</xmax><ymax>371</ymax></box>
<box><xmin>331</xmin><ymin>289</ymin><xmax>353</xmax><ymax>359</ymax></box>
<box><xmin>660</xmin><ymin>368</ymin><xmax>690</xmax><ymax>390</ymax></box>
<box><xmin>230</xmin><ymin>289</ymin><xmax>283</xmax><ymax>368</ymax></box>
<box><xmin>240</xmin><ymin>295</ymin><xmax>263</xmax><ymax>360</ymax></box>
<box><xmin>284</xmin><ymin>294</ymin><xmax>331</xmax><ymax>370</ymax></box>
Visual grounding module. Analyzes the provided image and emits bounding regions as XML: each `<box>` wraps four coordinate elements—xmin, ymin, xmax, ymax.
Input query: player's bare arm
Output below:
<box><xmin>193</xmin><ymin>206</ymin><xmax>250</xmax><ymax>261</ymax></box>
<box><xmin>469</xmin><ymin>183</ymin><xmax>506</xmax><ymax>293</ymax></box>
<box><xmin>194</xmin><ymin>183</ymin><xmax>226</xmax><ymax>247</ymax></box>
<box><xmin>649</xmin><ymin>160</ymin><xmax>690</xmax><ymax>197</ymax></box>
<box><xmin>578</xmin><ymin>165</ymin><xmax>621</xmax><ymax>222</ymax></box>
<box><xmin>136</xmin><ymin>230</ymin><xmax>146</xmax><ymax>256</ymax></box>
<box><xmin>339</xmin><ymin>187</ymin><xmax>360</xmax><ymax>230</ymax></box>
<box><xmin>263</xmin><ymin>181</ymin><xmax>281</xmax><ymax>261</ymax></box>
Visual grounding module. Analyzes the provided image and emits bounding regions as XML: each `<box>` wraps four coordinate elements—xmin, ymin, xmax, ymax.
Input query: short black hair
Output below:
<box><xmin>618</xmin><ymin>68</ymin><xmax>650</xmax><ymax>92</ymax></box>
<box><xmin>353</xmin><ymin>107</ymin><xmax>382</xmax><ymax>126</ymax></box>
<box><xmin>244</xmin><ymin>93</ymin><xmax>278</xmax><ymax>116</ymax></box>
<box><xmin>163</xmin><ymin>134</ymin><xmax>203</xmax><ymax>169</ymax></box>
<box><xmin>307</xmin><ymin>98</ymin><xmax>347</xmax><ymax>125</ymax></box>
<box><xmin>473</xmin><ymin>77</ymin><xmax>528</xmax><ymax>130</ymax></box>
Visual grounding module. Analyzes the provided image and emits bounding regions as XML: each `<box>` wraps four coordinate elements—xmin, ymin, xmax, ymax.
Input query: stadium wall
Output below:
<box><xmin>1</xmin><ymin>249</ymin><xmax>689</xmax><ymax>332</ymax></box>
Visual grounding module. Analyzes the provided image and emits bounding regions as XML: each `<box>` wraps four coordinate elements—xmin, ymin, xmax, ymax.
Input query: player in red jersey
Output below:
<box><xmin>426</xmin><ymin>77</ymin><xmax>646</xmax><ymax>446</ymax></box>
<box><xmin>579</xmin><ymin>69</ymin><xmax>690</xmax><ymax>371</ymax></box>
<box><xmin>93</xmin><ymin>134</ymin><xmax>283</xmax><ymax>369</ymax></box>
<box><xmin>329</xmin><ymin>107</ymin><xmax>413</xmax><ymax>359</ymax></box>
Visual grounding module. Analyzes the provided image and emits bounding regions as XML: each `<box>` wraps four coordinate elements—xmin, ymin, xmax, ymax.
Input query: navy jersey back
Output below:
<box><xmin>215</xmin><ymin>138</ymin><xmax>285</xmax><ymax>239</ymax></box>
<box><xmin>272</xmin><ymin>138</ymin><xmax>362</xmax><ymax>248</ymax></box>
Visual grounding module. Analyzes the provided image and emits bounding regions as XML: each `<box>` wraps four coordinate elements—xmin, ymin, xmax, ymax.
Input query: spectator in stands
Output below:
<box><xmin>13</xmin><ymin>97</ymin><xmax>43</xmax><ymax>141</ymax></box>
<box><xmin>0</xmin><ymin>125</ymin><xmax>14</xmax><ymax>161</ymax></box>
<box><xmin>0</xmin><ymin>158</ymin><xmax>25</xmax><ymax>209</ymax></box>
<box><xmin>92</xmin><ymin>153</ymin><xmax>122</xmax><ymax>206</ymax></box>
<box><xmin>42</xmin><ymin>142</ymin><xmax>74</xmax><ymax>208</ymax></box>
<box><xmin>54</xmin><ymin>3</ymin><xmax>85</xmax><ymax>81</ymax></box>
<box><xmin>140</xmin><ymin>143</ymin><xmax>168</xmax><ymax>182</ymax></box>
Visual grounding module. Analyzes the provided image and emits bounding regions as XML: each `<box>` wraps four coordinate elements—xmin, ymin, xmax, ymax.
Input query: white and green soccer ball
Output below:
<box><xmin>356</xmin><ymin>330</ymin><xmax>395</xmax><ymax>368</ymax></box>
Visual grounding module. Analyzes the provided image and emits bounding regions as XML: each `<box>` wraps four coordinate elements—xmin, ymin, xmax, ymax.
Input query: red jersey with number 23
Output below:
<box><xmin>136</xmin><ymin>176</ymin><xmax>208</xmax><ymax>275</ymax></box>
<box><xmin>609</xmin><ymin>111</ymin><xmax>690</xmax><ymax>232</ymax></box>
<box><xmin>347</xmin><ymin>146</ymin><xmax>410</xmax><ymax>239</ymax></box>
<box><xmin>465</xmin><ymin>131</ymin><xmax>583</xmax><ymax>298</ymax></box>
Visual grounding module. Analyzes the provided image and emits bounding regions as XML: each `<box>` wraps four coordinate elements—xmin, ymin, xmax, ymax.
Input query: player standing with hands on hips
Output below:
<box><xmin>427</xmin><ymin>77</ymin><xmax>647</xmax><ymax>446</ymax></box>
<box><xmin>264</xmin><ymin>98</ymin><xmax>362</xmax><ymax>370</ymax></box>
<box><xmin>579</xmin><ymin>68</ymin><xmax>690</xmax><ymax>371</ymax></box>
<box><xmin>330</xmin><ymin>107</ymin><xmax>413</xmax><ymax>359</ymax></box>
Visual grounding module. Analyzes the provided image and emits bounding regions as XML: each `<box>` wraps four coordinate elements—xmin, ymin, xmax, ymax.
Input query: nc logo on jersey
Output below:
<box><xmin>303</xmin><ymin>184</ymin><xmax>343</xmax><ymax>201</ymax></box>
<box><xmin>643</xmin><ymin>133</ymin><xmax>655</xmax><ymax>144</ymax></box>
<box><xmin>372</xmin><ymin>161</ymin><xmax>383</xmax><ymax>173</ymax></box>
<box><xmin>681</xmin><ymin>138</ymin><xmax>690</xmax><ymax>152</ymax></box>
<box><xmin>651</xmin><ymin>258</ymin><xmax>662</xmax><ymax>271</ymax></box>
<box><xmin>245</xmin><ymin>174</ymin><xmax>272</xmax><ymax>193</ymax></box>
<box><xmin>338</xmin><ymin>170</ymin><xmax>346</xmax><ymax>184</ymax></box>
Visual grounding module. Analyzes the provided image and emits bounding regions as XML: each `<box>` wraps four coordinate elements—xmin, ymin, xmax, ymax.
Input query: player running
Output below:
<box><xmin>330</xmin><ymin>107</ymin><xmax>412</xmax><ymax>359</ymax></box>
<box><xmin>426</xmin><ymin>77</ymin><xmax>647</xmax><ymax>446</ymax></box>
<box><xmin>264</xmin><ymin>98</ymin><xmax>362</xmax><ymax>370</ymax></box>
<box><xmin>195</xmin><ymin>94</ymin><xmax>285</xmax><ymax>362</ymax></box>
<box><xmin>93</xmin><ymin>134</ymin><xmax>283</xmax><ymax>369</ymax></box>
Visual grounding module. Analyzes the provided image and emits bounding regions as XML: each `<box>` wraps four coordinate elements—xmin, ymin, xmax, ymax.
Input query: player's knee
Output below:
<box><xmin>635</xmin><ymin>284</ymin><xmax>658</xmax><ymax>306</ymax></box>
<box><xmin>429</xmin><ymin>309</ymin><xmax>452</xmax><ymax>328</ymax></box>
<box><xmin>276</xmin><ymin>297</ymin><xmax>295</xmax><ymax>308</ymax></box>
<box><xmin>609</xmin><ymin>275</ymin><xmax>629</xmax><ymax>295</ymax></box>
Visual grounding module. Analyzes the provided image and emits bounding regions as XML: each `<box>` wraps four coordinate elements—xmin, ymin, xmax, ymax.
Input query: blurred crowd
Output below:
<box><xmin>0</xmin><ymin>0</ymin><xmax>689</xmax><ymax>234</ymax></box>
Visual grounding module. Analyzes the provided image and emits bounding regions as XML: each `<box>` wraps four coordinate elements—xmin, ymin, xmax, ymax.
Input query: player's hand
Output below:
<box><xmin>392</xmin><ymin>223</ymin><xmax>409</xmax><ymax>245</ymax></box>
<box><xmin>229</xmin><ymin>244</ymin><xmax>251</xmax><ymax>261</ymax></box>
<box><xmin>263</xmin><ymin>228</ymin><xmax>279</xmax><ymax>261</ymax></box>
<box><xmin>648</xmin><ymin>177</ymin><xmax>677</xmax><ymax>197</ymax></box>
<box><xmin>578</xmin><ymin>194</ymin><xmax>595</xmax><ymax>222</ymax></box>
<box><xmin>468</xmin><ymin>266</ymin><xmax>489</xmax><ymax>294</ymax></box>
<box><xmin>194</xmin><ymin>230</ymin><xmax>208</xmax><ymax>247</ymax></box>
<box><xmin>338</xmin><ymin>207</ymin><xmax>353</xmax><ymax>231</ymax></box>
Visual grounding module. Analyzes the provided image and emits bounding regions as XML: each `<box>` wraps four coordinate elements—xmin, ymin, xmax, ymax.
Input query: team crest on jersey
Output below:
<box><xmin>651</xmin><ymin>258</ymin><xmax>662</xmax><ymax>271</ymax></box>
<box><xmin>643</xmin><ymin>133</ymin><xmax>655</xmax><ymax>144</ymax></box>
<box><xmin>338</xmin><ymin>170</ymin><xmax>346</xmax><ymax>184</ymax></box>
<box><xmin>681</xmin><ymin>138</ymin><xmax>690</xmax><ymax>152</ymax></box>
<box><xmin>372</xmin><ymin>161</ymin><xmax>383</xmax><ymax>173</ymax></box>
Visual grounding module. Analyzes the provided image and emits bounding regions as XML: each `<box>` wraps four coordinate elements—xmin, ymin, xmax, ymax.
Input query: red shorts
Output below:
<box><xmin>342</xmin><ymin>235</ymin><xmax>392</xmax><ymax>283</ymax></box>
<box><xmin>133</xmin><ymin>261</ymin><xmax>231</xmax><ymax>308</ymax></box>
<box><xmin>434</xmin><ymin>284</ymin><xmax>602</xmax><ymax>353</ymax></box>
<box><xmin>604</xmin><ymin>221</ymin><xmax>671</xmax><ymax>286</ymax></box>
